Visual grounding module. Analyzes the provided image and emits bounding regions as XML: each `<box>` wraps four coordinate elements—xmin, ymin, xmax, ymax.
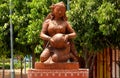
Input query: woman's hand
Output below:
<box><xmin>64</xmin><ymin>34</ymin><xmax>69</xmax><ymax>42</ymax></box>
<box><xmin>50</xmin><ymin>38</ymin><xmax>55</xmax><ymax>47</ymax></box>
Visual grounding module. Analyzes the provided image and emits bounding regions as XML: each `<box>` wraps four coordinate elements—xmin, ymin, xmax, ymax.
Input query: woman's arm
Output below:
<box><xmin>66</xmin><ymin>21</ymin><xmax>77</xmax><ymax>39</ymax></box>
<box><xmin>40</xmin><ymin>20</ymin><xmax>51</xmax><ymax>41</ymax></box>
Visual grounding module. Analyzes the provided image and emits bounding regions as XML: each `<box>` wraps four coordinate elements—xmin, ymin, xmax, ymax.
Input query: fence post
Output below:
<box><xmin>24</xmin><ymin>59</ymin><xmax>26</xmax><ymax>74</ymax></box>
<box><xmin>2</xmin><ymin>59</ymin><xmax>5</xmax><ymax>78</ymax></box>
<box><xmin>20</xmin><ymin>58</ymin><xmax>23</xmax><ymax>78</ymax></box>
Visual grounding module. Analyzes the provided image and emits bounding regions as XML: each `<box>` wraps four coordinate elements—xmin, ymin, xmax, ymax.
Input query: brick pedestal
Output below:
<box><xmin>28</xmin><ymin>62</ymin><xmax>89</xmax><ymax>78</ymax></box>
<box><xmin>28</xmin><ymin>69</ymin><xmax>89</xmax><ymax>78</ymax></box>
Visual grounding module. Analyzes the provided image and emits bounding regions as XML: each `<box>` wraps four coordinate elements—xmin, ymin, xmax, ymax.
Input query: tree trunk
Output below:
<box><xmin>32</xmin><ymin>51</ymin><xmax>35</xmax><ymax>68</ymax></box>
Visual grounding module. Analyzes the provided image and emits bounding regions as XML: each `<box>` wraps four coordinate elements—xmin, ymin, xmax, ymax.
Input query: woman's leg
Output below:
<box><xmin>40</xmin><ymin>48</ymin><xmax>51</xmax><ymax>62</ymax></box>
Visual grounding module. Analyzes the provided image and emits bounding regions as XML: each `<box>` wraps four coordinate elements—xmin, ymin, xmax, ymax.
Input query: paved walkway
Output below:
<box><xmin>0</xmin><ymin>69</ymin><xmax>27</xmax><ymax>78</ymax></box>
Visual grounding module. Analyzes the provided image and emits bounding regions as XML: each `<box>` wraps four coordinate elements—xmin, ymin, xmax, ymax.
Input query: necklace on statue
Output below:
<box><xmin>52</xmin><ymin>20</ymin><xmax>59</xmax><ymax>26</ymax></box>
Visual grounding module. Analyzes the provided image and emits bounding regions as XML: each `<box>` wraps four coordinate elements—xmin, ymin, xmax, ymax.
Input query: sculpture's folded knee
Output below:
<box><xmin>40</xmin><ymin>55</ymin><xmax>47</xmax><ymax>62</ymax></box>
<box><xmin>40</xmin><ymin>48</ymin><xmax>51</xmax><ymax>62</ymax></box>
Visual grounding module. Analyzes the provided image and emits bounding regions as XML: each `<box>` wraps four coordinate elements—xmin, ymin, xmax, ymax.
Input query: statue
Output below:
<box><xmin>40</xmin><ymin>2</ymin><xmax>78</xmax><ymax>63</ymax></box>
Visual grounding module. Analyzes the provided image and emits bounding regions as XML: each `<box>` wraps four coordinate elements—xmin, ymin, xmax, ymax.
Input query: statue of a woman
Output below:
<box><xmin>40</xmin><ymin>2</ymin><xmax>78</xmax><ymax>63</ymax></box>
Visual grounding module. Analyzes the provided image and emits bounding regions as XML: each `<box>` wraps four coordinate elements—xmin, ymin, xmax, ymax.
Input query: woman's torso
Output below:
<box><xmin>47</xmin><ymin>20</ymin><xmax>67</xmax><ymax>36</ymax></box>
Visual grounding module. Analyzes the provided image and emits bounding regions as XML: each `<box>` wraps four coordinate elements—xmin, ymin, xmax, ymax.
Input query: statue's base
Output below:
<box><xmin>28</xmin><ymin>69</ymin><xmax>89</xmax><ymax>78</ymax></box>
<box><xmin>28</xmin><ymin>62</ymin><xmax>89</xmax><ymax>78</ymax></box>
<box><xmin>35</xmin><ymin>62</ymin><xmax>80</xmax><ymax>69</ymax></box>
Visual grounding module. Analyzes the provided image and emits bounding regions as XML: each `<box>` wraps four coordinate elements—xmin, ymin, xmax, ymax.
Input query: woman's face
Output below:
<box><xmin>53</xmin><ymin>6</ymin><xmax>66</xmax><ymax>18</ymax></box>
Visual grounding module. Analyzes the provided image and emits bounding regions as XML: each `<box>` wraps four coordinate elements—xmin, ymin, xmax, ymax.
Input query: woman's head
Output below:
<box><xmin>45</xmin><ymin>2</ymin><xmax>67</xmax><ymax>20</ymax></box>
<box><xmin>52</xmin><ymin>2</ymin><xmax>66</xmax><ymax>18</ymax></box>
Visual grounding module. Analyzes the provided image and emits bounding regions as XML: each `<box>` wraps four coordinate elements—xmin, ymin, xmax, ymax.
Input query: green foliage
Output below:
<box><xmin>14</xmin><ymin>61</ymin><xmax>22</xmax><ymax>69</ymax></box>
<box><xmin>68</xmin><ymin>0</ymin><xmax>120</xmax><ymax>53</ymax></box>
<box><xmin>0</xmin><ymin>0</ymin><xmax>120</xmax><ymax>63</ymax></box>
<box><xmin>68</xmin><ymin>0</ymin><xmax>102</xmax><ymax>52</ymax></box>
<box><xmin>0</xmin><ymin>1</ymin><xmax>10</xmax><ymax>56</ymax></box>
<box><xmin>67</xmin><ymin>0</ymin><xmax>120</xmax><ymax>68</ymax></box>
<box><xmin>0</xmin><ymin>0</ymin><xmax>66</xmax><ymax>58</ymax></box>
<box><xmin>25</xmin><ymin>0</ymin><xmax>49</xmax><ymax>44</ymax></box>
<box><xmin>0</xmin><ymin>63</ymin><xmax>10</xmax><ymax>69</ymax></box>
<box><xmin>96</xmin><ymin>2</ymin><xmax>117</xmax><ymax>35</ymax></box>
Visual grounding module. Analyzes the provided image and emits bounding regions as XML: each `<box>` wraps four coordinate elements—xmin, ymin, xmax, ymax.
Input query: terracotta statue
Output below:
<box><xmin>40</xmin><ymin>2</ymin><xmax>78</xmax><ymax>63</ymax></box>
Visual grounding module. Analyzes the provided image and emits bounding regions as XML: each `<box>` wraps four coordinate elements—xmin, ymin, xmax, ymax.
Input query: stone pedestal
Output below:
<box><xmin>35</xmin><ymin>62</ymin><xmax>80</xmax><ymax>69</ymax></box>
<box><xmin>28</xmin><ymin>62</ymin><xmax>89</xmax><ymax>78</ymax></box>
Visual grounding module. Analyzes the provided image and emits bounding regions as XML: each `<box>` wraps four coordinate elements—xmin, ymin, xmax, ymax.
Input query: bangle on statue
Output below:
<box><xmin>48</xmin><ymin>36</ymin><xmax>51</xmax><ymax>41</ymax></box>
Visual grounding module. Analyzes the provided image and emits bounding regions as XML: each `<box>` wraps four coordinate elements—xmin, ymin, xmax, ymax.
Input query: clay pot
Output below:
<box><xmin>50</xmin><ymin>33</ymin><xmax>68</xmax><ymax>48</ymax></box>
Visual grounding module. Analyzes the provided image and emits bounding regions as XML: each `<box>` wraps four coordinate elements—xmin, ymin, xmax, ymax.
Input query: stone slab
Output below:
<box><xmin>28</xmin><ymin>69</ymin><xmax>89</xmax><ymax>78</ymax></box>
<box><xmin>35</xmin><ymin>62</ymin><xmax>80</xmax><ymax>69</ymax></box>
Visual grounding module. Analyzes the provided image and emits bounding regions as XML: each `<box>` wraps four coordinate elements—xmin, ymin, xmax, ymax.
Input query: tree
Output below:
<box><xmin>0</xmin><ymin>0</ymin><xmax>10</xmax><ymax>58</ymax></box>
<box><xmin>0</xmin><ymin>0</ymin><xmax>67</xmax><ymax>67</ymax></box>
<box><xmin>67</xmin><ymin>0</ymin><xmax>120</xmax><ymax>69</ymax></box>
